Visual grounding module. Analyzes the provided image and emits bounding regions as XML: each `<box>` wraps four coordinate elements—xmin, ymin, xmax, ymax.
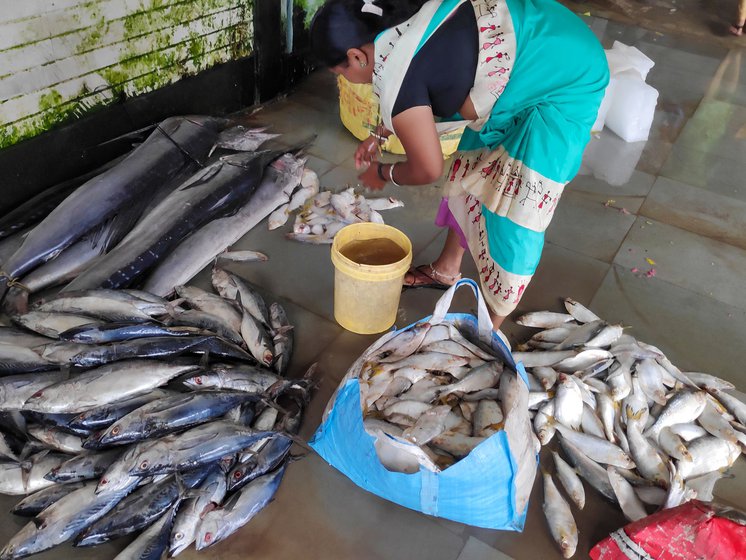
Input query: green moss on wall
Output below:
<box><xmin>1</xmin><ymin>0</ymin><xmax>254</xmax><ymax>150</ymax></box>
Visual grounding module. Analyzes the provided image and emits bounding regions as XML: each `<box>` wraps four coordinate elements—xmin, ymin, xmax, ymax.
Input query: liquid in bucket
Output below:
<box><xmin>331</xmin><ymin>223</ymin><xmax>412</xmax><ymax>335</ymax></box>
<box><xmin>340</xmin><ymin>238</ymin><xmax>407</xmax><ymax>266</ymax></box>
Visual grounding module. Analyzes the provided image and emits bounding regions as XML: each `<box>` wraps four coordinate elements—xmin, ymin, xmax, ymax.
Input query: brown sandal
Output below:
<box><xmin>403</xmin><ymin>264</ymin><xmax>462</xmax><ymax>291</ymax></box>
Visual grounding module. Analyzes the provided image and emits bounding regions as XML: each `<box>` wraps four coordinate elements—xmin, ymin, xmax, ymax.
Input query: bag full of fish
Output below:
<box><xmin>512</xmin><ymin>298</ymin><xmax>745</xmax><ymax>558</ymax></box>
<box><xmin>310</xmin><ymin>278</ymin><xmax>538</xmax><ymax>530</ymax></box>
<box><xmin>0</xmin><ymin>268</ymin><xmax>314</xmax><ymax>559</ymax></box>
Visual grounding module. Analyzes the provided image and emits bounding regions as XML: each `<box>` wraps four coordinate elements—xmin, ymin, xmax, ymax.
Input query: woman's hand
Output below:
<box><xmin>354</xmin><ymin>136</ymin><xmax>380</xmax><ymax>170</ymax></box>
<box><xmin>358</xmin><ymin>162</ymin><xmax>387</xmax><ymax>191</ymax></box>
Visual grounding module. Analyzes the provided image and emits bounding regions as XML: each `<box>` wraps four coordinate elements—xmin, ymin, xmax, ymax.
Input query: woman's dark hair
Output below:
<box><xmin>310</xmin><ymin>0</ymin><xmax>425</xmax><ymax>67</ymax></box>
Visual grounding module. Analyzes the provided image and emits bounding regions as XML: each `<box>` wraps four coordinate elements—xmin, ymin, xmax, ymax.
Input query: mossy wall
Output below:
<box><xmin>0</xmin><ymin>0</ymin><xmax>254</xmax><ymax>149</ymax></box>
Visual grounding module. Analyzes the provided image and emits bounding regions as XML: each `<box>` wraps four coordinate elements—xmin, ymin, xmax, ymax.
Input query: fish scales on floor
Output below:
<box><xmin>0</xmin><ymin>279</ymin><xmax>314</xmax><ymax>559</ymax></box>
<box><xmin>0</xmin><ymin>116</ymin><xmax>317</xmax><ymax>313</ymax></box>
<box><xmin>515</xmin><ymin>297</ymin><xmax>745</xmax><ymax>558</ymax></box>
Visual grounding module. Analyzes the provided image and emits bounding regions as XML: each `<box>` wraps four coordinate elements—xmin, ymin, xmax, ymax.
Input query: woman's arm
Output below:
<box><xmin>358</xmin><ymin>105</ymin><xmax>443</xmax><ymax>189</ymax></box>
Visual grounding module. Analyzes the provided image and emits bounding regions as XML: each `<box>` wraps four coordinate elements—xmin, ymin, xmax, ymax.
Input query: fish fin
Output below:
<box><xmin>199</xmin><ymin>352</ymin><xmax>211</xmax><ymax>370</ymax></box>
<box><xmin>179</xmin><ymin>163</ymin><xmax>224</xmax><ymax>190</ymax></box>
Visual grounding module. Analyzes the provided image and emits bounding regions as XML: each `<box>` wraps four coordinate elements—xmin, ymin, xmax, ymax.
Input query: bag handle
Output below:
<box><xmin>430</xmin><ymin>278</ymin><xmax>494</xmax><ymax>341</ymax></box>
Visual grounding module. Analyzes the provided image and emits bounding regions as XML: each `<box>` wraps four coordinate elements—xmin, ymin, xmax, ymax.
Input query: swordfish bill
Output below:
<box><xmin>0</xmin><ymin>116</ymin><xmax>222</xmax><ymax>300</ymax></box>
<box><xmin>64</xmin><ymin>150</ymin><xmax>286</xmax><ymax>291</ymax></box>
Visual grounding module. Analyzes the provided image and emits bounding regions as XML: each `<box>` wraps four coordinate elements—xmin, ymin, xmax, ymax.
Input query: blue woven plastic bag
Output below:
<box><xmin>310</xmin><ymin>279</ymin><xmax>537</xmax><ymax>530</ymax></box>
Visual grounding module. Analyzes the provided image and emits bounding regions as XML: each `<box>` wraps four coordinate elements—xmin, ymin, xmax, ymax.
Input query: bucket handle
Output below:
<box><xmin>430</xmin><ymin>278</ymin><xmax>494</xmax><ymax>341</ymax></box>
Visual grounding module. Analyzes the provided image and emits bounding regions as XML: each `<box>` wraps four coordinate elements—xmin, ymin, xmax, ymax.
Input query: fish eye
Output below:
<box><xmin>139</xmin><ymin>460</ymin><xmax>149</xmax><ymax>470</ymax></box>
<box><xmin>100</xmin><ymin>478</ymin><xmax>108</xmax><ymax>485</ymax></box>
<box><xmin>111</xmin><ymin>426</ymin><xmax>120</xmax><ymax>435</ymax></box>
<box><xmin>233</xmin><ymin>470</ymin><xmax>242</xmax><ymax>479</ymax></box>
<box><xmin>195</xmin><ymin>377</ymin><xmax>202</xmax><ymax>385</ymax></box>
<box><xmin>204</xmin><ymin>532</ymin><xmax>213</xmax><ymax>543</ymax></box>
<box><xmin>174</xmin><ymin>532</ymin><xmax>183</xmax><ymax>540</ymax></box>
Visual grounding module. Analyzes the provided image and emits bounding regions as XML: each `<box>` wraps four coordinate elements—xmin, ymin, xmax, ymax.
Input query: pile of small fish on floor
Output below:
<box><xmin>512</xmin><ymin>298</ymin><xmax>745</xmax><ymax>558</ymax></box>
<box><xmin>0</xmin><ymin>116</ymin><xmax>311</xmax><ymax>310</ymax></box>
<box><xmin>271</xmin><ymin>186</ymin><xmax>404</xmax><ymax>245</ymax></box>
<box><xmin>0</xmin><ymin>267</ymin><xmax>313</xmax><ymax>559</ymax></box>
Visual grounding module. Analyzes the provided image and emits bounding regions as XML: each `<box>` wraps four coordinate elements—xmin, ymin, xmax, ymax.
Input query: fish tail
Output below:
<box><xmin>0</xmin><ymin>275</ymin><xmax>9</xmax><ymax>303</ymax></box>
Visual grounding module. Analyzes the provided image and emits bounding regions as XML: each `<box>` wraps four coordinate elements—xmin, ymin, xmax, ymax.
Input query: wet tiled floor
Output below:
<box><xmin>180</xmin><ymin>17</ymin><xmax>746</xmax><ymax>560</ymax></box>
<box><xmin>2</xmin><ymin>13</ymin><xmax>745</xmax><ymax>560</ymax></box>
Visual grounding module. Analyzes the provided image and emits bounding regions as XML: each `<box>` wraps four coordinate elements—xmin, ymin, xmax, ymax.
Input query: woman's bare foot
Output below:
<box><xmin>730</xmin><ymin>23</ymin><xmax>744</xmax><ymax>36</ymax></box>
<box><xmin>403</xmin><ymin>264</ymin><xmax>461</xmax><ymax>289</ymax></box>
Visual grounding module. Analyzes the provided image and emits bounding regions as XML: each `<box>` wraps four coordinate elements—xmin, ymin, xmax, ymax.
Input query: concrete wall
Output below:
<box><xmin>0</xmin><ymin>0</ymin><xmax>254</xmax><ymax>150</ymax></box>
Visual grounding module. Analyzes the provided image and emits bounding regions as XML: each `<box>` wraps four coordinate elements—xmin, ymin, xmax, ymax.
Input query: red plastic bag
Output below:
<box><xmin>590</xmin><ymin>501</ymin><xmax>746</xmax><ymax>560</ymax></box>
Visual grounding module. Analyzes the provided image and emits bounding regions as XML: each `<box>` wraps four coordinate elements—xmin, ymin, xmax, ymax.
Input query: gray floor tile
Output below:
<box><xmin>570</xmin><ymin>166</ymin><xmax>655</xmax><ymax>201</ymax></box>
<box><xmin>660</xmin><ymin>144</ymin><xmax>746</xmax><ymax>203</ymax></box>
<box><xmin>640</xmin><ymin>176</ymin><xmax>746</xmax><ymax>250</ymax></box>
<box><xmin>590</xmin><ymin>264</ymin><xmax>746</xmax><ymax>382</ymax></box>
<box><xmin>456</xmin><ymin>536</ymin><xmax>514</xmax><ymax>560</ymax></box>
<box><xmin>703</xmin><ymin>49</ymin><xmax>746</xmax><ymax>107</ymax></box>
<box><xmin>637</xmin><ymin>106</ymin><xmax>687</xmax><ymax>174</ymax></box>
<box><xmin>645</xmin><ymin>65</ymin><xmax>713</xmax><ymax>117</ymax></box>
<box><xmin>546</xmin><ymin>189</ymin><xmax>637</xmax><ymax>263</ymax></box>
<box><xmin>614</xmin><ymin>217</ymin><xmax>746</xmax><ymax>311</ymax></box>
<box><xmin>672</xmin><ymin>98</ymin><xmax>746</xmax><ymax>161</ymax></box>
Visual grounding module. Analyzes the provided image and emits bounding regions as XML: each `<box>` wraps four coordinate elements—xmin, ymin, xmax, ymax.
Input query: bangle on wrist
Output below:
<box><xmin>376</xmin><ymin>162</ymin><xmax>387</xmax><ymax>182</ymax></box>
<box><xmin>389</xmin><ymin>163</ymin><xmax>402</xmax><ymax>187</ymax></box>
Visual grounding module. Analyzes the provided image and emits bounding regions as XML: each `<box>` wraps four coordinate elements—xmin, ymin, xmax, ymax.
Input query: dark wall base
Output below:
<box><xmin>0</xmin><ymin>56</ymin><xmax>257</xmax><ymax>216</ymax></box>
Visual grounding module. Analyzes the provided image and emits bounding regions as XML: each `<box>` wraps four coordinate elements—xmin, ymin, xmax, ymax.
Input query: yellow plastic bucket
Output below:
<box><xmin>331</xmin><ymin>223</ymin><xmax>413</xmax><ymax>335</ymax></box>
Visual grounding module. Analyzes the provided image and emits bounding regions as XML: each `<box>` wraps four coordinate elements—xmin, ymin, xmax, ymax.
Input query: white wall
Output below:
<box><xmin>0</xmin><ymin>0</ymin><xmax>254</xmax><ymax>149</ymax></box>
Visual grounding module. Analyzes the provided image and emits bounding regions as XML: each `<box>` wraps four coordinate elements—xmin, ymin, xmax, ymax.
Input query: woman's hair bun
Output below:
<box><xmin>310</xmin><ymin>0</ymin><xmax>426</xmax><ymax>67</ymax></box>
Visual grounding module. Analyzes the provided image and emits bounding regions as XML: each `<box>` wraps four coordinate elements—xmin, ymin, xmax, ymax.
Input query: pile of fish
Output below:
<box><xmin>513</xmin><ymin>298</ymin><xmax>745</xmax><ymax>558</ymax></box>
<box><xmin>0</xmin><ymin>269</ymin><xmax>313</xmax><ymax>559</ymax></box>
<box><xmin>0</xmin><ymin>115</ymin><xmax>310</xmax><ymax>311</ymax></box>
<box><xmin>348</xmin><ymin>320</ymin><xmax>535</xmax><ymax>516</ymax></box>
<box><xmin>273</xmin><ymin>186</ymin><xmax>404</xmax><ymax>244</ymax></box>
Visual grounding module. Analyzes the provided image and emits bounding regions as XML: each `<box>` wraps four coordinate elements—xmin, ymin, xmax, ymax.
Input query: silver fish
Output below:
<box><xmin>698</xmin><ymin>399</ymin><xmax>740</xmax><ymax>444</ymax></box>
<box><xmin>634</xmin><ymin>485</ymin><xmax>667</xmax><ymax>506</ymax></box>
<box><xmin>683</xmin><ymin>372</ymin><xmax>735</xmax><ymax>391</ymax></box>
<box><xmin>554</xmin><ymin>320</ymin><xmax>606</xmax><ymax>350</ymax></box>
<box><xmin>46</xmin><ymin>449</ymin><xmax>122</xmax><ymax>483</ymax></box>
<box><xmin>0</xmin><ymin>453</ymin><xmax>69</xmax><ymax>495</ymax></box>
<box><xmin>658</xmin><ymin>427</ymin><xmax>692</xmax><ymax>462</ymax></box>
<box><xmin>644</xmin><ymin>391</ymin><xmax>707</xmax><ymax>440</ymax></box>
<box><xmin>559</xmin><ymin>439</ymin><xmax>617</xmax><ymax>503</ymax></box>
<box><xmin>686</xmin><ymin>471</ymin><xmax>725</xmax><ymax>502</ymax></box>
<box><xmin>626</xmin><ymin>421</ymin><xmax>668</xmax><ymax>485</ymax></box>
<box><xmin>269</xmin><ymin>302</ymin><xmax>293</xmax><ymax>375</ymax></box>
<box><xmin>555</xmin><ymin>424</ymin><xmax>635</xmax><ymax>469</ymax></box>
<box><xmin>169</xmin><ymin>468</ymin><xmax>228</xmax><ymax>556</ymax></box>
<box><xmin>677</xmin><ymin>436</ymin><xmax>741</xmax><ymax>480</ymax></box>
<box><xmin>473</xmin><ymin>399</ymin><xmax>504</xmax><ymax>437</ymax></box>
<box><xmin>33</xmin><ymin>296</ymin><xmax>156</xmax><ymax>323</ymax></box>
<box><xmin>165</xmin><ymin>308</ymin><xmax>244</xmax><ymax>346</ymax></box>
<box><xmin>0</xmin><ymin>344</ymin><xmax>53</xmax><ymax>374</ymax></box>
<box><xmin>174</xmin><ymin>285</ymin><xmax>242</xmax><ymax>333</ymax></box>
<box><xmin>23</xmin><ymin>360</ymin><xmax>200</xmax><ymax>414</ymax></box>
<box><xmin>437</xmin><ymin>361</ymin><xmax>501</xmax><ymax>398</ymax></box>
<box><xmin>607</xmin><ymin>466</ymin><xmax>647</xmax><ymax>521</ymax></box>
<box><xmin>0</xmin><ymin>372</ymin><xmax>64</xmax><ymax>411</ymax></box>
<box><xmin>534</xmin><ymin>401</ymin><xmax>556</xmax><ymax>445</ymax></box>
<box><xmin>531</xmin><ymin>326</ymin><xmax>579</xmax><ymax>344</ymax></box>
<box><xmin>11</xmin><ymin>482</ymin><xmax>87</xmax><ymax>517</ymax></box>
<box><xmin>552</xmin><ymin>451</ymin><xmax>585</xmax><ymax>509</ymax></box>
<box><xmin>0</xmin><ymin>480</ymin><xmax>133</xmax><ymax>559</ymax></box>
<box><xmin>217</xmin><ymin>250</ymin><xmax>269</xmax><ymax>263</ymax></box>
<box><xmin>212</xmin><ymin>268</ymin><xmax>270</xmax><ymax>327</ymax></box>
<box><xmin>542</xmin><ymin>472</ymin><xmax>578</xmax><ymax>559</ymax></box>
<box><xmin>710</xmin><ymin>389</ymin><xmax>746</xmax><ymax>425</ymax></box>
<box><xmin>517</xmin><ymin>311</ymin><xmax>574</xmax><ymax>329</ymax></box>
<box><xmin>512</xmin><ymin>350</ymin><xmax>576</xmax><ymax>368</ymax></box>
<box><xmin>668</xmin><ymin>423</ymin><xmax>708</xmax><ymax>442</ymax></box>
<box><xmin>597</xmin><ymin>393</ymin><xmax>618</xmax><ymax>443</ymax></box>
<box><xmin>195</xmin><ymin>464</ymin><xmax>286</xmax><ymax>550</ymax></box>
<box><xmin>581</xmin><ymin>404</ymin><xmax>606</xmax><ymax>439</ymax></box>
<box><xmin>27</xmin><ymin>425</ymin><xmax>84</xmax><ymax>454</ymax></box>
<box><xmin>531</xmin><ymin>366</ymin><xmax>558</xmax><ymax>390</ymax></box>
<box><xmin>240</xmin><ymin>311</ymin><xmax>274</xmax><ymax>366</ymax></box>
<box><xmin>554</xmin><ymin>374</ymin><xmax>583</xmax><ymax>430</ymax></box>
<box><xmin>112</xmin><ymin>505</ymin><xmax>177</xmax><ymax>560</ymax></box>
<box><xmin>183</xmin><ymin>366</ymin><xmax>280</xmax><ymax>394</ymax></box>
<box><xmin>374</xmin><ymin>323</ymin><xmax>431</xmax><ymax>363</ymax></box>
<box><xmin>585</xmin><ymin>324</ymin><xmax>624</xmax><ymax>348</ymax></box>
<box><xmin>555</xmin><ymin>349</ymin><xmax>614</xmax><ymax>373</ymax></box>
<box><xmin>402</xmin><ymin>405</ymin><xmax>459</xmax><ymax>445</ymax></box>
<box><xmin>564</xmin><ymin>298</ymin><xmax>600</xmax><ymax>323</ymax></box>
